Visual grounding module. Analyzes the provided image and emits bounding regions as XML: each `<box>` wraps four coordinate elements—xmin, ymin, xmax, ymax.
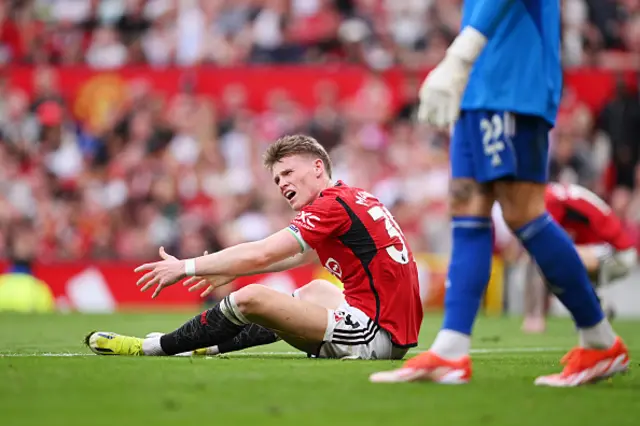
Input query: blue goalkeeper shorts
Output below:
<box><xmin>450</xmin><ymin>110</ymin><xmax>551</xmax><ymax>183</ymax></box>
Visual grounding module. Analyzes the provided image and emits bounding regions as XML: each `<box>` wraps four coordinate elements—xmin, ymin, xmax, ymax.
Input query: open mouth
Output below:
<box><xmin>284</xmin><ymin>190</ymin><xmax>296</xmax><ymax>201</ymax></box>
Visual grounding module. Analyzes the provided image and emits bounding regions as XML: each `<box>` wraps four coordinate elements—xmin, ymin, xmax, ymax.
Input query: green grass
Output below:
<box><xmin>0</xmin><ymin>313</ymin><xmax>638</xmax><ymax>426</ymax></box>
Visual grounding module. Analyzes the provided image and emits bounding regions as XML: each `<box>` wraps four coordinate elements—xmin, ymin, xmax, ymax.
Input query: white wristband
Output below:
<box><xmin>447</xmin><ymin>26</ymin><xmax>488</xmax><ymax>64</ymax></box>
<box><xmin>184</xmin><ymin>259</ymin><xmax>196</xmax><ymax>276</ymax></box>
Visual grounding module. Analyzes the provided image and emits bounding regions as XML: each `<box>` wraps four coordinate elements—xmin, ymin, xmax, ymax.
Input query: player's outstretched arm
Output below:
<box><xmin>241</xmin><ymin>249</ymin><xmax>318</xmax><ymax>275</ymax></box>
<box><xmin>187</xmin><ymin>228</ymin><xmax>305</xmax><ymax>277</ymax></box>
<box><xmin>135</xmin><ymin>228</ymin><xmax>305</xmax><ymax>298</ymax></box>
<box><xmin>183</xmin><ymin>250</ymin><xmax>318</xmax><ymax>297</ymax></box>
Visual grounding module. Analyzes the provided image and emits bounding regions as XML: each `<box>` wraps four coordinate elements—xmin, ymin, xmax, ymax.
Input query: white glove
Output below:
<box><xmin>418</xmin><ymin>27</ymin><xmax>487</xmax><ymax>129</ymax></box>
<box><xmin>600</xmin><ymin>247</ymin><xmax>638</xmax><ymax>283</ymax></box>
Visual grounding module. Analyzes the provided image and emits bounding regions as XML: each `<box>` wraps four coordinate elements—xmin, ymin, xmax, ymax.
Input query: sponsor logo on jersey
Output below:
<box><xmin>324</xmin><ymin>257</ymin><xmax>343</xmax><ymax>279</ymax></box>
<box><xmin>295</xmin><ymin>211</ymin><xmax>320</xmax><ymax>230</ymax></box>
<box><xmin>288</xmin><ymin>224</ymin><xmax>301</xmax><ymax>234</ymax></box>
<box><xmin>355</xmin><ymin>191</ymin><xmax>376</xmax><ymax>206</ymax></box>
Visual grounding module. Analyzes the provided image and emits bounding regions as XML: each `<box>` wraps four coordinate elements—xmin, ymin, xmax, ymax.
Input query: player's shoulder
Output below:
<box><xmin>299</xmin><ymin>181</ymin><xmax>379</xmax><ymax>217</ymax></box>
<box><xmin>294</xmin><ymin>182</ymin><xmax>348</xmax><ymax>219</ymax></box>
<box><xmin>321</xmin><ymin>181</ymin><xmax>376</xmax><ymax>203</ymax></box>
<box><xmin>318</xmin><ymin>180</ymin><xmax>353</xmax><ymax>198</ymax></box>
<box><xmin>307</xmin><ymin>180</ymin><xmax>358</xmax><ymax>206</ymax></box>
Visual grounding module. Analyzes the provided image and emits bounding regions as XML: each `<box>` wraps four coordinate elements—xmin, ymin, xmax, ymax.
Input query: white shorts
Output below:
<box><xmin>314</xmin><ymin>301</ymin><xmax>408</xmax><ymax>360</ymax></box>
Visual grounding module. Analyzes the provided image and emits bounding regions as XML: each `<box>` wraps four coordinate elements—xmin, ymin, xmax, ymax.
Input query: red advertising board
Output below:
<box><xmin>0</xmin><ymin>254</ymin><xmax>504</xmax><ymax>314</ymax></box>
<box><xmin>5</xmin><ymin>66</ymin><xmax>637</xmax><ymax>119</ymax></box>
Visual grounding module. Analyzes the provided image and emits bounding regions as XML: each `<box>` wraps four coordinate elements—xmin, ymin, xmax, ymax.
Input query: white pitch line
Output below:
<box><xmin>0</xmin><ymin>347</ymin><xmax>565</xmax><ymax>358</ymax></box>
<box><xmin>469</xmin><ymin>347</ymin><xmax>564</xmax><ymax>354</ymax></box>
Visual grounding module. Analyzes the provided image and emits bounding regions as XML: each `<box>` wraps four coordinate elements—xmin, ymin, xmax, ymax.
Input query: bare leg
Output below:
<box><xmin>293</xmin><ymin>279</ymin><xmax>345</xmax><ymax>309</ymax></box>
<box><xmin>215</xmin><ymin>279</ymin><xmax>344</xmax><ymax>355</ymax></box>
<box><xmin>522</xmin><ymin>258</ymin><xmax>547</xmax><ymax>333</ymax></box>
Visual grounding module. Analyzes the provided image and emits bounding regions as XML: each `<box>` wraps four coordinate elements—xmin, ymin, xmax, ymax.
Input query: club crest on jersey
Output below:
<box><xmin>295</xmin><ymin>211</ymin><xmax>320</xmax><ymax>229</ymax></box>
<box><xmin>324</xmin><ymin>257</ymin><xmax>343</xmax><ymax>279</ymax></box>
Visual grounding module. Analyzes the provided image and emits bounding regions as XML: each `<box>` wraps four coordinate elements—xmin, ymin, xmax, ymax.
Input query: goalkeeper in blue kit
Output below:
<box><xmin>371</xmin><ymin>0</ymin><xmax>630</xmax><ymax>386</ymax></box>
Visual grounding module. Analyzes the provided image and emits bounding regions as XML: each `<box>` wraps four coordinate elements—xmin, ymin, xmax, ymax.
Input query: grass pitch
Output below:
<box><xmin>1</xmin><ymin>312</ymin><xmax>638</xmax><ymax>426</ymax></box>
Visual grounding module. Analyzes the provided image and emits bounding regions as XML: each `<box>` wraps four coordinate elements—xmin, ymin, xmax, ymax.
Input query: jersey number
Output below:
<box><xmin>367</xmin><ymin>205</ymin><xmax>409</xmax><ymax>264</ymax></box>
<box><xmin>480</xmin><ymin>113</ymin><xmax>514</xmax><ymax>167</ymax></box>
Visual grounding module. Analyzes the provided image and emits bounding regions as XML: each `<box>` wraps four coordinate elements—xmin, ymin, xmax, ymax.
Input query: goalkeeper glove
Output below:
<box><xmin>418</xmin><ymin>26</ymin><xmax>487</xmax><ymax>128</ymax></box>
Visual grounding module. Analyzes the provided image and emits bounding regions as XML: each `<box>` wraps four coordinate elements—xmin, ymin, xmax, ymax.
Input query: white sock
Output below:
<box><xmin>142</xmin><ymin>336</ymin><xmax>166</xmax><ymax>356</ymax></box>
<box><xmin>578</xmin><ymin>319</ymin><xmax>616</xmax><ymax>349</ymax></box>
<box><xmin>430</xmin><ymin>329</ymin><xmax>471</xmax><ymax>360</ymax></box>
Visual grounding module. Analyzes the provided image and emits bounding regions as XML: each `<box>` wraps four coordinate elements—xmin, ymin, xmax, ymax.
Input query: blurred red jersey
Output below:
<box><xmin>545</xmin><ymin>183</ymin><xmax>633</xmax><ymax>250</ymax></box>
<box><xmin>289</xmin><ymin>181</ymin><xmax>422</xmax><ymax>348</ymax></box>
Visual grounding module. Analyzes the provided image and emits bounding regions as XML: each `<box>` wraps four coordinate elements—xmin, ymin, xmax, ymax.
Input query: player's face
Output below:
<box><xmin>272</xmin><ymin>155</ymin><xmax>324</xmax><ymax>211</ymax></box>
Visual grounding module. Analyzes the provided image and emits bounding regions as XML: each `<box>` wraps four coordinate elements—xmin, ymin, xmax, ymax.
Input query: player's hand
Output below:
<box><xmin>177</xmin><ymin>250</ymin><xmax>236</xmax><ymax>297</ymax></box>
<box><xmin>418</xmin><ymin>26</ymin><xmax>487</xmax><ymax>129</ymax></box>
<box><xmin>135</xmin><ymin>246</ymin><xmax>186</xmax><ymax>298</ymax></box>
<box><xmin>183</xmin><ymin>274</ymin><xmax>236</xmax><ymax>298</ymax></box>
<box><xmin>417</xmin><ymin>55</ymin><xmax>471</xmax><ymax>129</ymax></box>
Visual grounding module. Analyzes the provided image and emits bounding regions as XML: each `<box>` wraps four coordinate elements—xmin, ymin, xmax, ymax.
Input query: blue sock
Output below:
<box><xmin>442</xmin><ymin>217</ymin><xmax>494</xmax><ymax>335</ymax></box>
<box><xmin>516</xmin><ymin>213</ymin><xmax>603</xmax><ymax>328</ymax></box>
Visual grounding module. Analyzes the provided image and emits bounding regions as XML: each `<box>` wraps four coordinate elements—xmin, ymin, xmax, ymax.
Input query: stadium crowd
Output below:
<box><xmin>0</xmin><ymin>0</ymin><xmax>640</xmax><ymax>69</ymax></box>
<box><xmin>1</xmin><ymin>0</ymin><xmax>640</xmax><ymax>262</ymax></box>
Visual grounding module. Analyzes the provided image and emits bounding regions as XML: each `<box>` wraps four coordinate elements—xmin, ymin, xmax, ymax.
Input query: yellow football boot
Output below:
<box><xmin>85</xmin><ymin>331</ymin><xmax>144</xmax><ymax>356</ymax></box>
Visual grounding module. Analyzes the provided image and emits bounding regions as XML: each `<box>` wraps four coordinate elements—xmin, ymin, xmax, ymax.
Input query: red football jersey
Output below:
<box><xmin>288</xmin><ymin>181</ymin><xmax>422</xmax><ymax>348</ymax></box>
<box><xmin>545</xmin><ymin>183</ymin><xmax>633</xmax><ymax>250</ymax></box>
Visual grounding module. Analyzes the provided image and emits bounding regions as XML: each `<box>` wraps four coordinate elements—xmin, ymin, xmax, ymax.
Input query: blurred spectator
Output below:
<box><xmin>2</xmin><ymin>0</ymin><xmax>640</xmax><ymax>262</ymax></box>
<box><xmin>596</xmin><ymin>76</ymin><xmax>640</xmax><ymax>190</ymax></box>
<box><xmin>86</xmin><ymin>25</ymin><xmax>128</xmax><ymax>68</ymax></box>
<box><xmin>548</xmin><ymin>126</ymin><xmax>596</xmax><ymax>187</ymax></box>
<box><xmin>0</xmin><ymin>0</ymin><xmax>636</xmax><ymax>68</ymax></box>
<box><xmin>116</xmin><ymin>0</ymin><xmax>151</xmax><ymax>46</ymax></box>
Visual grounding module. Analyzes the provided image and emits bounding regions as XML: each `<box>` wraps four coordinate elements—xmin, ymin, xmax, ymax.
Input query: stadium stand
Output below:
<box><xmin>0</xmin><ymin>0</ymin><xmax>639</xmax><ymax>265</ymax></box>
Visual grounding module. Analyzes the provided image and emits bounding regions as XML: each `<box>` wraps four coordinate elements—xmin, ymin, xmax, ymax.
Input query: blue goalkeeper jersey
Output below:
<box><xmin>460</xmin><ymin>0</ymin><xmax>562</xmax><ymax>125</ymax></box>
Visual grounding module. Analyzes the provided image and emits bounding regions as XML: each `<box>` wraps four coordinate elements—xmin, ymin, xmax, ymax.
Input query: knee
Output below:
<box><xmin>500</xmin><ymin>205</ymin><xmax>526</xmax><ymax>231</ymax></box>
<box><xmin>232</xmin><ymin>284</ymin><xmax>267</xmax><ymax>316</ymax></box>
<box><xmin>294</xmin><ymin>279</ymin><xmax>333</xmax><ymax>301</ymax></box>
<box><xmin>500</xmin><ymin>199</ymin><xmax>546</xmax><ymax>231</ymax></box>
<box><xmin>449</xmin><ymin>179</ymin><xmax>493</xmax><ymax>217</ymax></box>
<box><xmin>294</xmin><ymin>279</ymin><xmax>344</xmax><ymax>310</ymax></box>
<box><xmin>495</xmin><ymin>183</ymin><xmax>546</xmax><ymax>231</ymax></box>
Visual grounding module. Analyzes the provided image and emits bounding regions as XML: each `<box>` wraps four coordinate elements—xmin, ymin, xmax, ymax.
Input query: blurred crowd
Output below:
<box><xmin>1</xmin><ymin>0</ymin><xmax>640</xmax><ymax>263</ymax></box>
<box><xmin>0</xmin><ymin>0</ymin><xmax>639</xmax><ymax>69</ymax></box>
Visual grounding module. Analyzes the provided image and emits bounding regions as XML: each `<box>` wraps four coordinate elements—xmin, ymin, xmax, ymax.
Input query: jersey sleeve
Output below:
<box><xmin>468</xmin><ymin>0</ymin><xmax>516</xmax><ymax>39</ymax></box>
<box><xmin>546</xmin><ymin>197</ymin><xmax>566</xmax><ymax>224</ymax></box>
<box><xmin>563</xmin><ymin>197</ymin><xmax>632</xmax><ymax>250</ymax></box>
<box><xmin>288</xmin><ymin>197</ymin><xmax>349</xmax><ymax>252</ymax></box>
<box><xmin>590</xmin><ymin>212</ymin><xmax>633</xmax><ymax>250</ymax></box>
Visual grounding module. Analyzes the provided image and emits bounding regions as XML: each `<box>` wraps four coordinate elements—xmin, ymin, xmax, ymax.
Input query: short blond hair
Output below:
<box><xmin>263</xmin><ymin>134</ymin><xmax>333</xmax><ymax>178</ymax></box>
